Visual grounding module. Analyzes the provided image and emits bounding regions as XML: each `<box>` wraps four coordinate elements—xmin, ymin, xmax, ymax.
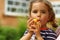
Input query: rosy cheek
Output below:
<box><xmin>41</xmin><ymin>18</ymin><xmax>48</xmax><ymax>25</ymax></box>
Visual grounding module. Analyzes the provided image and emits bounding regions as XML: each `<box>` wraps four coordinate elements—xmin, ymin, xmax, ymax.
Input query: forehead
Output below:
<box><xmin>32</xmin><ymin>2</ymin><xmax>48</xmax><ymax>10</ymax></box>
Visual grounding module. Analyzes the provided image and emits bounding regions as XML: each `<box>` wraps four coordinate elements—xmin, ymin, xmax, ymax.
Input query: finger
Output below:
<box><xmin>28</xmin><ymin>26</ymin><xmax>31</xmax><ymax>29</ymax></box>
<box><xmin>37</xmin><ymin>21</ymin><xmax>41</xmax><ymax>28</ymax></box>
<box><xmin>27</xmin><ymin>20</ymin><xmax>34</xmax><ymax>29</ymax></box>
<box><xmin>27</xmin><ymin>18</ymin><xmax>33</xmax><ymax>23</ymax></box>
<box><xmin>27</xmin><ymin>18</ymin><xmax>33</xmax><ymax>28</ymax></box>
<box><xmin>32</xmin><ymin>21</ymin><xmax>41</xmax><ymax>30</ymax></box>
<box><xmin>29</xmin><ymin>20</ymin><xmax>34</xmax><ymax>26</ymax></box>
<box><xmin>28</xmin><ymin>24</ymin><xmax>35</xmax><ymax>29</ymax></box>
<box><xmin>29</xmin><ymin>28</ymin><xmax>35</xmax><ymax>32</ymax></box>
<box><xmin>31</xmin><ymin>25</ymin><xmax>36</xmax><ymax>29</ymax></box>
<box><xmin>28</xmin><ymin>26</ymin><xmax>34</xmax><ymax>32</ymax></box>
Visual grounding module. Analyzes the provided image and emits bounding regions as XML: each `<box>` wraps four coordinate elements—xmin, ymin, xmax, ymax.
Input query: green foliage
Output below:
<box><xmin>0</xmin><ymin>27</ymin><xmax>19</xmax><ymax>40</ymax></box>
<box><xmin>0</xmin><ymin>17</ymin><xmax>27</xmax><ymax>40</ymax></box>
<box><xmin>17</xmin><ymin>17</ymin><xmax>27</xmax><ymax>39</ymax></box>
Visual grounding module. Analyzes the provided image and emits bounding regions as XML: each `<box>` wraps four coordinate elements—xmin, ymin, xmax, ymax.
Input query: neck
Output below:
<box><xmin>40</xmin><ymin>24</ymin><xmax>48</xmax><ymax>30</ymax></box>
<box><xmin>41</xmin><ymin>24</ymin><xmax>47</xmax><ymax>28</ymax></box>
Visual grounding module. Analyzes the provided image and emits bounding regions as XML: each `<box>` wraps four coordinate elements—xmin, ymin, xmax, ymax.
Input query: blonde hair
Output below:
<box><xmin>29</xmin><ymin>0</ymin><xmax>58</xmax><ymax>28</ymax></box>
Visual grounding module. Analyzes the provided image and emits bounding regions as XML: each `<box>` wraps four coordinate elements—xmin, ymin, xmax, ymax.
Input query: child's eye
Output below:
<box><xmin>33</xmin><ymin>10</ymin><xmax>38</xmax><ymax>13</ymax></box>
<box><xmin>40</xmin><ymin>10</ymin><xmax>46</xmax><ymax>14</ymax></box>
<box><xmin>41</xmin><ymin>11</ymin><xmax>46</xmax><ymax>13</ymax></box>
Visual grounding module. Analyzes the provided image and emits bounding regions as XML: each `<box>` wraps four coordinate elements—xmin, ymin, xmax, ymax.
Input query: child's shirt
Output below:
<box><xmin>24</xmin><ymin>28</ymin><xmax>57</xmax><ymax>40</ymax></box>
<box><xmin>55</xmin><ymin>26</ymin><xmax>60</xmax><ymax>36</ymax></box>
<box><xmin>56</xmin><ymin>35</ymin><xmax>60</xmax><ymax>40</ymax></box>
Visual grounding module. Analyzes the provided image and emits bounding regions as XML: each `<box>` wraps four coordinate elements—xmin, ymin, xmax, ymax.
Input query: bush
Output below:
<box><xmin>17</xmin><ymin>17</ymin><xmax>27</xmax><ymax>39</ymax></box>
<box><xmin>0</xmin><ymin>17</ymin><xmax>27</xmax><ymax>40</ymax></box>
<box><xmin>0</xmin><ymin>27</ymin><xmax>19</xmax><ymax>40</ymax></box>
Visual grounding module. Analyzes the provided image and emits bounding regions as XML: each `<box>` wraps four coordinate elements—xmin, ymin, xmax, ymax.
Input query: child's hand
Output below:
<box><xmin>27</xmin><ymin>18</ymin><xmax>34</xmax><ymax>33</ymax></box>
<box><xmin>27</xmin><ymin>18</ymin><xmax>41</xmax><ymax>35</ymax></box>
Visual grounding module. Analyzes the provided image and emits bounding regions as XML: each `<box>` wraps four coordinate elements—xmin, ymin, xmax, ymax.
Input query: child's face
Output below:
<box><xmin>30</xmin><ymin>2</ymin><xmax>49</xmax><ymax>26</ymax></box>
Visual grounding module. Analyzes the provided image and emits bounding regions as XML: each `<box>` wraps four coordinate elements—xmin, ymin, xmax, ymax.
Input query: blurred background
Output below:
<box><xmin>0</xmin><ymin>0</ymin><xmax>60</xmax><ymax>40</ymax></box>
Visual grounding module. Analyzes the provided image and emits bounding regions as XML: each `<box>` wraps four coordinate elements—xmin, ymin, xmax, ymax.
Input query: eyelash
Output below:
<box><xmin>41</xmin><ymin>11</ymin><xmax>46</xmax><ymax>13</ymax></box>
<box><xmin>33</xmin><ymin>10</ymin><xmax>37</xmax><ymax>13</ymax></box>
<box><xmin>33</xmin><ymin>10</ymin><xmax>46</xmax><ymax>14</ymax></box>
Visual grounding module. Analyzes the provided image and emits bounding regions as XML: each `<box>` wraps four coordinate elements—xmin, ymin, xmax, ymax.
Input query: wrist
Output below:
<box><xmin>35</xmin><ymin>32</ymin><xmax>44</xmax><ymax>40</ymax></box>
<box><xmin>36</xmin><ymin>33</ymin><xmax>41</xmax><ymax>38</ymax></box>
<box><xmin>35</xmin><ymin>31</ymin><xmax>40</xmax><ymax>37</ymax></box>
<box><xmin>28</xmin><ymin>31</ymin><xmax>33</xmax><ymax>35</ymax></box>
<box><xmin>36</xmin><ymin>34</ymin><xmax>44</xmax><ymax>40</ymax></box>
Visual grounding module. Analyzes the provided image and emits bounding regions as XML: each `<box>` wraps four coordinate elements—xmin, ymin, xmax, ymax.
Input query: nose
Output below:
<box><xmin>37</xmin><ymin>12</ymin><xmax>41</xmax><ymax>17</ymax></box>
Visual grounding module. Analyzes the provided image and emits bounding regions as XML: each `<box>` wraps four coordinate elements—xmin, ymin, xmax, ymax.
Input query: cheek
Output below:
<box><xmin>41</xmin><ymin>16</ymin><xmax>49</xmax><ymax>25</ymax></box>
<box><xmin>30</xmin><ymin>13</ymin><xmax>36</xmax><ymax>18</ymax></box>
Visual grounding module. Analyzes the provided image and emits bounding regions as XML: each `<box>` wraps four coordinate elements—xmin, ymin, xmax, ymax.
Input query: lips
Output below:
<box><xmin>33</xmin><ymin>18</ymin><xmax>41</xmax><ymax>24</ymax></box>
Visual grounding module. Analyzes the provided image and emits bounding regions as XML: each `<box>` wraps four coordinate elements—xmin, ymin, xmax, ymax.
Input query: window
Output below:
<box><xmin>22</xmin><ymin>3</ymin><xmax>26</xmax><ymax>7</ymax></box>
<box><xmin>7</xmin><ymin>7</ymin><xmax>10</xmax><ymax>11</ymax></box>
<box><xmin>17</xmin><ymin>8</ymin><xmax>24</xmax><ymax>13</ymax></box>
<box><xmin>15</xmin><ymin>2</ymin><xmax>20</xmax><ymax>5</ymax></box>
<box><xmin>25</xmin><ymin>9</ymin><xmax>28</xmax><ymax>13</ymax></box>
<box><xmin>11</xmin><ymin>8</ymin><xmax>16</xmax><ymax>12</ymax></box>
<box><xmin>5</xmin><ymin>0</ymin><xmax>30</xmax><ymax>16</ymax></box>
<box><xmin>51</xmin><ymin>2</ymin><xmax>60</xmax><ymax>18</ymax></box>
<box><xmin>26</xmin><ymin>0</ymin><xmax>29</xmax><ymax>1</ymax></box>
<box><xmin>8</xmin><ymin>1</ymin><xmax>13</xmax><ymax>5</ymax></box>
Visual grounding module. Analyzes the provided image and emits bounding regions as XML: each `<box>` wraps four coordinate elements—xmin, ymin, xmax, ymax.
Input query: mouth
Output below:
<box><xmin>33</xmin><ymin>18</ymin><xmax>41</xmax><ymax>22</ymax></box>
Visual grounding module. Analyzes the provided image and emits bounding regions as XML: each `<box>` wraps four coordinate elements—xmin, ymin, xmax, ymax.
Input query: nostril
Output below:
<box><xmin>37</xmin><ymin>14</ymin><xmax>41</xmax><ymax>17</ymax></box>
<box><xmin>37</xmin><ymin>16</ymin><xmax>41</xmax><ymax>17</ymax></box>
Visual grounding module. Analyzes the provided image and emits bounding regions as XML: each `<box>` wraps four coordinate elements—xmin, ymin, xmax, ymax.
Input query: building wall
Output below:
<box><xmin>0</xmin><ymin>0</ymin><xmax>18</xmax><ymax>27</ymax></box>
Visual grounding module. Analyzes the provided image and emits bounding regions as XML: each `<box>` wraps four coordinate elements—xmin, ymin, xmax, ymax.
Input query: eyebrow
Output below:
<box><xmin>32</xmin><ymin>8</ymin><xmax>47</xmax><ymax>11</ymax></box>
<box><xmin>40</xmin><ymin>9</ymin><xmax>46</xmax><ymax>11</ymax></box>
